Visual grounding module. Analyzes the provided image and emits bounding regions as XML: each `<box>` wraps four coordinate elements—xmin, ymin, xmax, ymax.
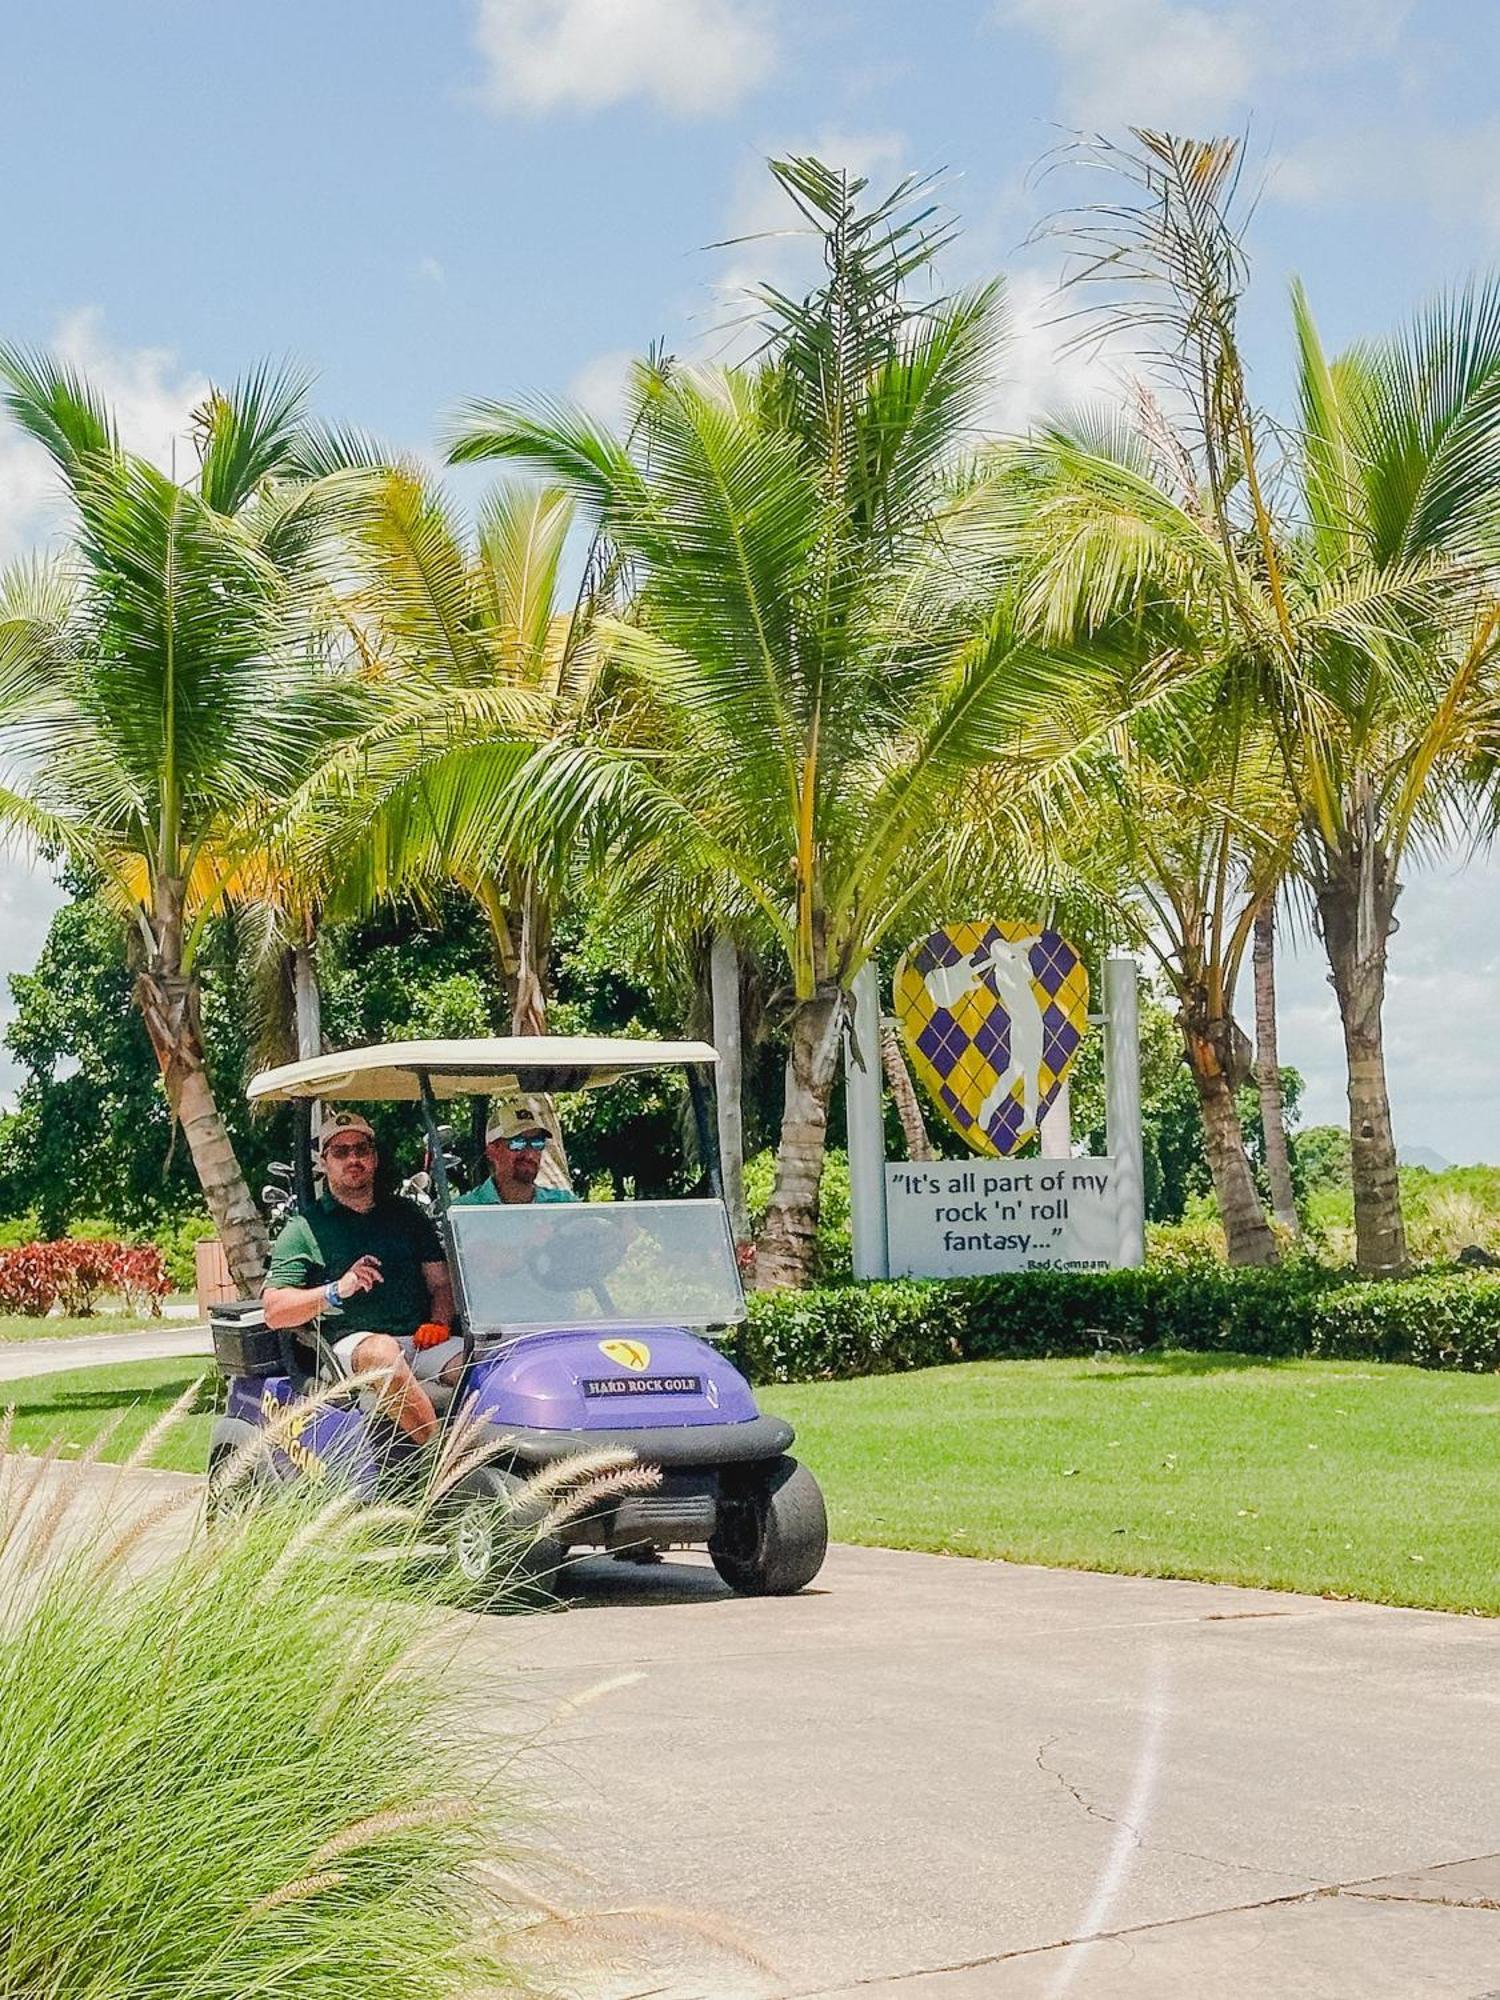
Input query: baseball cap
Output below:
<box><xmin>317</xmin><ymin>1110</ymin><xmax>376</xmax><ymax>1153</ymax></box>
<box><xmin>485</xmin><ymin>1096</ymin><xmax>548</xmax><ymax>1144</ymax></box>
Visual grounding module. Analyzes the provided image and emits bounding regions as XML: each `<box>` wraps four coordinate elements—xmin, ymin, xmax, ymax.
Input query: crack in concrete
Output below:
<box><xmin>791</xmin><ymin>1855</ymin><xmax>1500</xmax><ymax>1995</ymax></box>
<box><xmin>1031</xmin><ymin>1737</ymin><xmax>1305</xmax><ymax>1888</ymax></box>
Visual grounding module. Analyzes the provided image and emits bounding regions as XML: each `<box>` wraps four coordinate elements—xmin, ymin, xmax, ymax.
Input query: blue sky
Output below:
<box><xmin>3</xmin><ymin>0</ymin><xmax>1500</xmax><ymax>1160</ymax></box>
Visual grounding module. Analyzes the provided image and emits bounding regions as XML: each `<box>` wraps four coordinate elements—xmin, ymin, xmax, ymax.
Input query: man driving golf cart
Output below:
<box><xmin>261</xmin><ymin>1109</ymin><xmax>463</xmax><ymax>1445</ymax></box>
<box><xmin>455</xmin><ymin>1095</ymin><xmax>578</xmax><ymax>1206</ymax></box>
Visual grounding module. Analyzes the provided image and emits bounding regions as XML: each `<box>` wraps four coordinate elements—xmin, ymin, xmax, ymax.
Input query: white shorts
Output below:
<box><xmin>331</xmin><ymin>1329</ymin><xmax>466</xmax><ymax>1381</ymax></box>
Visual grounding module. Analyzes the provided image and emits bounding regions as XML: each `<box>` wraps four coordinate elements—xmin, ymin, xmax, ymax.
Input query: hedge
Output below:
<box><xmin>733</xmin><ymin>1264</ymin><xmax>1500</xmax><ymax>1384</ymax></box>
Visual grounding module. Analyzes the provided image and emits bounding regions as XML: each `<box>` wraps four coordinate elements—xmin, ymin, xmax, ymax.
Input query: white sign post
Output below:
<box><xmin>842</xmin><ymin>950</ymin><xmax>1146</xmax><ymax>1281</ymax></box>
<box><xmin>845</xmin><ymin>962</ymin><xmax>890</xmax><ymax>1280</ymax></box>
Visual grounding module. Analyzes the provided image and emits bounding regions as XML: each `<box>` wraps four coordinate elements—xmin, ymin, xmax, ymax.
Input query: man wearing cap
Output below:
<box><xmin>262</xmin><ymin>1110</ymin><xmax>464</xmax><ymax>1446</ymax></box>
<box><xmin>455</xmin><ymin>1096</ymin><xmax>578</xmax><ymax>1206</ymax></box>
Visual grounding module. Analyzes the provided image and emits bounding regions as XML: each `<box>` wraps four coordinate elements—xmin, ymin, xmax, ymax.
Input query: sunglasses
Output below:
<box><xmin>324</xmin><ymin>1140</ymin><xmax>376</xmax><ymax>1160</ymax></box>
<box><xmin>501</xmin><ymin>1134</ymin><xmax>548</xmax><ymax>1152</ymax></box>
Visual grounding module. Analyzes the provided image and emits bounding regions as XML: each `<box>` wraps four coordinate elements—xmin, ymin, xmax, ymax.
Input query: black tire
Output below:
<box><xmin>709</xmin><ymin>1456</ymin><xmax>827</xmax><ymax>1596</ymax></box>
<box><xmin>444</xmin><ymin>1465</ymin><xmax>568</xmax><ymax>1606</ymax></box>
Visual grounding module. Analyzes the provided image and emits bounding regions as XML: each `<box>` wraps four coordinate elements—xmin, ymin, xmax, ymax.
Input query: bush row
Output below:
<box><xmin>0</xmin><ymin>1240</ymin><xmax>172</xmax><ymax>1318</ymax></box>
<box><xmin>735</xmin><ymin>1263</ymin><xmax>1500</xmax><ymax>1383</ymax></box>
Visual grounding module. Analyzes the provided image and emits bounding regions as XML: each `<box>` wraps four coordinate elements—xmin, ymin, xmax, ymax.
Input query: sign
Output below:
<box><xmin>893</xmin><ymin>921</ymin><xmax>1089</xmax><ymax>1157</ymax></box>
<box><xmin>885</xmin><ymin>1158</ymin><xmax>1118</xmax><ymax>1277</ymax></box>
<box><xmin>582</xmin><ymin>1374</ymin><xmax>703</xmax><ymax>1398</ymax></box>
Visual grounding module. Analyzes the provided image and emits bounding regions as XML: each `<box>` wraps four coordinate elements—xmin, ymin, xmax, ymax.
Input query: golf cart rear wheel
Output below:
<box><xmin>709</xmin><ymin>1455</ymin><xmax>827</xmax><ymax>1596</ymax></box>
<box><xmin>445</xmin><ymin>1466</ymin><xmax>567</xmax><ymax>1605</ymax></box>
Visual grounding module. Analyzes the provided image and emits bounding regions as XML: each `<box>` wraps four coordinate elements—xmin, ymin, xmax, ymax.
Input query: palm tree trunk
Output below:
<box><xmin>292</xmin><ymin>929</ymin><xmax>321</xmax><ymax>1063</ymax></box>
<box><xmin>754</xmin><ymin>986</ymin><xmax>845</xmax><ymax>1290</ymax></box>
<box><xmin>1252</xmin><ymin>902</ymin><xmax>1298</xmax><ymax>1233</ymax></box>
<box><xmin>1180</xmin><ymin>1004</ymin><xmax>1278</xmax><ymax>1267</ymax></box>
<box><xmin>136</xmin><ymin>880</ymin><xmax>268</xmax><ymax>1294</ymax></box>
<box><xmin>881</xmin><ymin>1022</ymin><xmax>934</xmax><ymax>1160</ymax></box>
<box><xmin>1315</xmin><ymin>841</ymin><xmax>1406</xmax><ymax>1275</ymax></box>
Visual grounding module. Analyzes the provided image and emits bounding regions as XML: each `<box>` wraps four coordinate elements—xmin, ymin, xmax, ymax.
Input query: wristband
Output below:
<box><xmin>323</xmin><ymin>1280</ymin><xmax>343</xmax><ymax>1311</ymax></box>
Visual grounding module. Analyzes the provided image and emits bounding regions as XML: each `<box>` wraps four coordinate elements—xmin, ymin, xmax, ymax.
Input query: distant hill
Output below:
<box><xmin>1399</xmin><ymin>1144</ymin><xmax>1454</xmax><ymax>1173</ymax></box>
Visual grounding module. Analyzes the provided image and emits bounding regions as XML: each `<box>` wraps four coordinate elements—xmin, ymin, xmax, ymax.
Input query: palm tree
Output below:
<box><xmin>0</xmin><ymin>355</ymin><xmax>362</xmax><ymax>1290</ymax></box>
<box><xmin>991</xmin><ymin>425</ymin><xmax>1291</xmax><ymax>1262</ymax></box>
<box><xmin>445</xmin><ymin>160</ymin><xmax>1073</xmax><ymax>1287</ymax></box>
<box><xmin>1032</xmin><ymin>132</ymin><xmax>1500</xmax><ymax>1273</ymax></box>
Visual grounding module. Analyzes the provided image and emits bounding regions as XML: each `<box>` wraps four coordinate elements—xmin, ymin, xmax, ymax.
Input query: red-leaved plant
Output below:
<box><xmin>0</xmin><ymin>1241</ymin><xmax>171</xmax><ymax>1318</ymax></box>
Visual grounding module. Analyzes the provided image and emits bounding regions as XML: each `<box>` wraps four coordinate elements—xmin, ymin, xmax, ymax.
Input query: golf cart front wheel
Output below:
<box><xmin>445</xmin><ymin>1465</ymin><xmax>568</xmax><ymax>1606</ymax></box>
<box><xmin>709</xmin><ymin>1455</ymin><xmax>827</xmax><ymax>1596</ymax></box>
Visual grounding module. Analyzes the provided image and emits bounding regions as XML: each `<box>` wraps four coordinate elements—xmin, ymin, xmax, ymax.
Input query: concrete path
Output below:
<box><xmin>456</xmin><ymin>1543</ymin><xmax>1500</xmax><ymax>1999</ymax></box>
<box><xmin>0</xmin><ymin>1323</ymin><xmax>210</xmax><ymax>1382</ymax></box>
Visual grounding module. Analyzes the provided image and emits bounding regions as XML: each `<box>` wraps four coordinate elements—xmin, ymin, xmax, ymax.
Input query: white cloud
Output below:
<box><xmin>997</xmin><ymin>0</ymin><xmax>1254</xmax><ymax>132</ymax></box>
<box><xmin>568</xmin><ymin>348</ymin><xmax>637</xmax><ymax>431</ymax></box>
<box><xmin>995</xmin><ymin>0</ymin><xmax>1413</xmax><ymax>136</ymax></box>
<box><xmin>1273</xmin><ymin>121</ymin><xmax>1500</xmax><ymax>239</ymax></box>
<box><xmin>473</xmin><ymin>0</ymin><xmax>775</xmax><ymax>117</ymax></box>
<box><xmin>415</xmin><ymin>255</ymin><xmax>447</xmax><ymax>287</ymax></box>
<box><xmin>0</xmin><ymin>309</ymin><xmax>208</xmax><ymax>565</ymax></box>
<box><xmin>977</xmin><ymin>268</ymin><xmax>1137</xmax><ymax>439</ymax></box>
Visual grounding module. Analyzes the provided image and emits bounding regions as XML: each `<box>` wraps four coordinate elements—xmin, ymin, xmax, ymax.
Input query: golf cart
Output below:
<box><xmin>206</xmin><ymin>1037</ymin><xmax>828</xmax><ymax>1597</ymax></box>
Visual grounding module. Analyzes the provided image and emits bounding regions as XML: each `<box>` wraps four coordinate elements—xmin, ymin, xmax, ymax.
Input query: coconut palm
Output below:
<box><xmin>444</xmin><ymin>159</ymin><xmax>1078</xmax><ymax>1287</ymax></box>
<box><xmin>0</xmin><ymin>355</ymin><xmax>364</xmax><ymax>1289</ymax></box>
<box><xmin>992</xmin><ymin>422</ymin><xmax>1292</xmax><ymax>1262</ymax></box>
<box><xmin>1030</xmin><ymin>131</ymin><xmax>1500</xmax><ymax>1273</ymax></box>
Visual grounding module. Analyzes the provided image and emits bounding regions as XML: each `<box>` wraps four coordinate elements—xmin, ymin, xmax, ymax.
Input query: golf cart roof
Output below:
<box><xmin>246</xmin><ymin>1036</ymin><xmax>719</xmax><ymax>1105</ymax></box>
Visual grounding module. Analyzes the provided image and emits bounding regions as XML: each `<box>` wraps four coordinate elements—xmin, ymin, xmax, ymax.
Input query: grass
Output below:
<box><xmin>761</xmin><ymin>1351</ymin><xmax>1500</xmax><ymax>1616</ymax></box>
<box><xmin>2</xmin><ymin>1358</ymin><xmax>217</xmax><ymax>1472</ymax></box>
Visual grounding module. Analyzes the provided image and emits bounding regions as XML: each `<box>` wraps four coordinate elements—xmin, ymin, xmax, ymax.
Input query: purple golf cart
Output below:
<box><xmin>206</xmin><ymin>1037</ymin><xmax>828</xmax><ymax>1598</ymax></box>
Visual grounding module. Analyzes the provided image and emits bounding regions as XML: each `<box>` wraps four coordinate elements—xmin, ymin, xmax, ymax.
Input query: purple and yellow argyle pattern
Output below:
<box><xmin>893</xmin><ymin>920</ymin><xmax>1090</xmax><ymax>1157</ymax></box>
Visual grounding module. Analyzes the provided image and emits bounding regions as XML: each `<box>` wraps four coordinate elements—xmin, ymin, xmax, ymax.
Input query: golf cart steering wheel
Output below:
<box><xmin>522</xmin><ymin>1225</ymin><xmax>627</xmax><ymax>1293</ymax></box>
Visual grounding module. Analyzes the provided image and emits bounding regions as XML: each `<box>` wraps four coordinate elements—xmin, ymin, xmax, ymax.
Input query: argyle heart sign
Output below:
<box><xmin>894</xmin><ymin>921</ymin><xmax>1090</xmax><ymax>1157</ymax></box>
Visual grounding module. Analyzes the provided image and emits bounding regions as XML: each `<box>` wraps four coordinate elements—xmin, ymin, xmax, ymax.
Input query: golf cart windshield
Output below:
<box><xmin>448</xmin><ymin>1199</ymin><xmax>746</xmax><ymax>1335</ymax></box>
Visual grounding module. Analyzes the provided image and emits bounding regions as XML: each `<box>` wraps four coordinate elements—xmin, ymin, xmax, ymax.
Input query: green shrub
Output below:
<box><xmin>739</xmin><ymin>1262</ymin><xmax>1500</xmax><ymax>1383</ymax></box>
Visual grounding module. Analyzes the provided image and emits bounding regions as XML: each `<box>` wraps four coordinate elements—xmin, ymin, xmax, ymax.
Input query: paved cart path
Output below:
<box><xmin>460</xmin><ymin>1542</ymin><xmax>1500</xmax><ymax>1998</ymax></box>
<box><xmin>0</xmin><ymin>1323</ymin><xmax>210</xmax><ymax>1382</ymax></box>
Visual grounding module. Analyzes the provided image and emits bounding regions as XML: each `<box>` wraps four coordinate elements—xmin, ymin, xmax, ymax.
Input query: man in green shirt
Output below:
<box><xmin>262</xmin><ymin>1110</ymin><xmax>462</xmax><ymax>1445</ymax></box>
<box><xmin>455</xmin><ymin>1095</ymin><xmax>578</xmax><ymax>1206</ymax></box>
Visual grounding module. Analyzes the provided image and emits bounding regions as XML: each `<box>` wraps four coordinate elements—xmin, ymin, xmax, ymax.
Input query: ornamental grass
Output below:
<box><xmin>0</xmin><ymin>1402</ymin><xmax>531</xmax><ymax>2000</ymax></box>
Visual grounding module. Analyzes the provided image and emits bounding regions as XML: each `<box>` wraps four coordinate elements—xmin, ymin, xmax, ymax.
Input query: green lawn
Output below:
<box><xmin>5</xmin><ymin>1350</ymin><xmax>1496</xmax><ymax>1614</ymax></box>
<box><xmin>1</xmin><ymin>1359</ymin><xmax>216</xmax><ymax>1472</ymax></box>
<box><xmin>762</xmin><ymin>1353</ymin><xmax>1500</xmax><ymax>1615</ymax></box>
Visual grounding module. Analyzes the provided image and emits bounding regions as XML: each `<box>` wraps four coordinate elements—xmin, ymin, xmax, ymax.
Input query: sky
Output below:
<box><xmin>2</xmin><ymin>0</ymin><xmax>1500</xmax><ymax>1160</ymax></box>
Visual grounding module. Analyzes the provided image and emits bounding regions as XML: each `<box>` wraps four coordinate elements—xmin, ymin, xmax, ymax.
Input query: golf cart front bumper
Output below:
<box><xmin>485</xmin><ymin>1411</ymin><xmax>793</xmax><ymax>1470</ymax></box>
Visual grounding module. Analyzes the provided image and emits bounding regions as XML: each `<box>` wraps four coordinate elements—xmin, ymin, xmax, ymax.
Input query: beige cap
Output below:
<box><xmin>485</xmin><ymin>1096</ymin><xmax>548</xmax><ymax>1144</ymax></box>
<box><xmin>316</xmin><ymin>1109</ymin><xmax>376</xmax><ymax>1152</ymax></box>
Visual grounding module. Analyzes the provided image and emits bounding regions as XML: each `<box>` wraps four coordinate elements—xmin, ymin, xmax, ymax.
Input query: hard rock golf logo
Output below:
<box><xmin>894</xmin><ymin>922</ymin><xmax>1089</xmax><ymax>1157</ymax></box>
<box><xmin>599</xmin><ymin>1337</ymin><xmax>651</xmax><ymax>1371</ymax></box>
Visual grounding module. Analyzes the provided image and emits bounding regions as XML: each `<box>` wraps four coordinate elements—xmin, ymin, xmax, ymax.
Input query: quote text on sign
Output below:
<box><xmin>884</xmin><ymin>1158</ymin><xmax>1118</xmax><ymax>1277</ymax></box>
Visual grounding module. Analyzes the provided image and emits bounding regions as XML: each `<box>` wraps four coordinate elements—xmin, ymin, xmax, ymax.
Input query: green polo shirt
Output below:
<box><xmin>454</xmin><ymin>1179</ymin><xmax>577</xmax><ymax>1206</ymax></box>
<box><xmin>265</xmin><ymin>1191</ymin><xmax>444</xmax><ymax>1340</ymax></box>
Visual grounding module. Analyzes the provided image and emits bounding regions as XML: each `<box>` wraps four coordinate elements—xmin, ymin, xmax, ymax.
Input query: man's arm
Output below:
<box><xmin>422</xmin><ymin>1259</ymin><xmax>456</xmax><ymax>1330</ymax></box>
<box><xmin>264</xmin><ymin>1255</ymin><xmax>383</xmax><ymax>1329</ymax></box>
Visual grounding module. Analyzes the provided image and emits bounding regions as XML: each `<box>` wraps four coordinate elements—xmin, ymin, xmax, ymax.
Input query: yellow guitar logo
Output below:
<box><xmin>599</xmin><ymin>1338</ymin><xmax>651</xmax><ymax>1372</ymax></box>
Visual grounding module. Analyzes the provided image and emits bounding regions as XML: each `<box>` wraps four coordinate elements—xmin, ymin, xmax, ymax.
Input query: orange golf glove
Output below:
<box><xmin>412</xmin><ymin>1322</ymin><xmax>452</xmax><ymax>1351</ymax></box>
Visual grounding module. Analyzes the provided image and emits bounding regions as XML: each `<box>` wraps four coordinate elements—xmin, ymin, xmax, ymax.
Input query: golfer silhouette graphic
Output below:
<box><xmin>922</xmin><ymin>935</ymin><xmax>1047</xmax><ymax>1143</ymax></box>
